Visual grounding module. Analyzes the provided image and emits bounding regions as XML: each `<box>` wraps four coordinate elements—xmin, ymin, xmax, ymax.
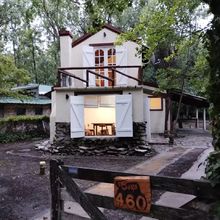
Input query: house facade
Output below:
<box><xmin>0</xmin><ymin>84</ymin><xmax>51</xmax><ymax>118</ymax></box>
<box><xmin>50</xmin><ymin>24</ymin><xmax>167</xmax><ymax>155</ymax></box>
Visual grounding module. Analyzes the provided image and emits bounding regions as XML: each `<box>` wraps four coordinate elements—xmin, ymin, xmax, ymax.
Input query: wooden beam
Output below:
<box><xmin>196</xmin><ymin>109</ymin><xmax>199</xmax><ymax>128</ymax></box>
<box><xmin>87</xmin><ymin>69</ymin><xmax>113</xmax><ymax>82</ymax></box>
<box><xmin>61</xmin><ymin>165</ymin><xmax>220</xmax><ymax>200</ymax></box>
<box><xmin>112</xmin><ymin>68</ymin><xmax>141</xmax><ymax>83</ymax></box>
<box><xmin>203</xmin><ymin>108</ymin><xmax>207</xmax><ymax>130</ymax></box>
<box><xmin>59</xmin><ymin>70</ymin><xmax>87</xmax><ymax>83</ymax></box>
<box><xmin>60</xmin><ymin>188</ymin><xmax>208</xmax><ymax>220</ymax></box>
<box><xmin>50</xmin><ymin>160</ymin><xmax>64</xmax><ymax>220</ymax></box>
<box><xmin>138</xmin><ymin>66</ymin><xmax>143</xmax><ymax>85</ymax></box>
<box><xmin>58</xmin><ymin>166</ymin><xmax>107</xmax><ymax>220</ymax></box>
<box><xmin>89</xmin><ymin>43</ymin><xmax>114</xmax><ymax>47</ymax></box>
<box><xmin>59</xmin><ymin>66</ymin><xmax>141</xmax><ymax>71</ymax></box>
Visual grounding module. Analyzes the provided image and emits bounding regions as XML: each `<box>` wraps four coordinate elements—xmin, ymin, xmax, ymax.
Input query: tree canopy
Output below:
<box><xmin>0</xmin><ymin>54</ymin><xmax>30</xmax><ymax>95</ymax></box>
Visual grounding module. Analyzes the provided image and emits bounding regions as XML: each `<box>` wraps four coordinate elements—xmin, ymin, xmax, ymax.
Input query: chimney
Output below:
<box><xmin>59</xmin><ymin>28</ymin><xmax>73</xmax><ymax>68</ymax></box>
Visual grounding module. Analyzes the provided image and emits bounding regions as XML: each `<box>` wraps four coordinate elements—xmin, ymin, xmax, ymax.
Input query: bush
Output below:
<box><xmin>0</xmin><ymin>115</ymin><xmax>50</xmax><ymax>143</ymax></box>
<box><xmin>0</xmin><ymin>115</ymin><xmax>49</xmax><ymax>125</ymax></box>
<box><xmin>0</xmin><ymin>131</ymin><xmax>48</xmax><ymax>143</ymax></box>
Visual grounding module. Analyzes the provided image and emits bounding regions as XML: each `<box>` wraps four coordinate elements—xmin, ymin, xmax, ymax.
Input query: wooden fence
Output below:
<box><xmin>50</xmin><ymin>159</ymin><xmax>220</xmax><ymax>220</ymax></box>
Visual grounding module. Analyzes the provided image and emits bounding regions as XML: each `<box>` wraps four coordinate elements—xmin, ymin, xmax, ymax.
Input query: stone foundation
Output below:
<box><xmin>52</xmin><ymin>122</ymin><xmax>151</xmax><ymax>156</ymax></box>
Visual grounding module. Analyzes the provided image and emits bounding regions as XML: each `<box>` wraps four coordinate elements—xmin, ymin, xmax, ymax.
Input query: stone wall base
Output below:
<box><xmin>52</xmin><ymin>122</ymin><xmax>152</xmax><ymax>156</ymax></box>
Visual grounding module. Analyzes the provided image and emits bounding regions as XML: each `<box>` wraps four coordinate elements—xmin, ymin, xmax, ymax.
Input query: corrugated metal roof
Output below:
<box><xmin>12</xmin><ymin>84</ymin><xmax>52</xmax><ymax>95</ymax></box>
<box><xmin>0</xmin><ymin>97</ymin><xmax>51</xmax><ymax>105</ymax></box>
<box><xmin>38</xmin><ymin>85</ymin><xmax>52</xmax><ymax>95</ymax></box>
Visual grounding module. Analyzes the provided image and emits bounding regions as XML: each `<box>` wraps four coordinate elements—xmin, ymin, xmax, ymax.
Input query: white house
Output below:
<box><xmin>50</xmin><ymin>24</ymin><xmax>167</xmax><ymax>155</ymax></box>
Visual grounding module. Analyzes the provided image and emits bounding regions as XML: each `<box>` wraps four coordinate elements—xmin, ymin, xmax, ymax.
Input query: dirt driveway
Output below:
<box><xmin>0</xmin><ymin>140</ymin><xmax>149</xmax><ymax>220</ymax></box>
<box><xmin>0</xmin><ymin>129</ymin><xmax>212</xmax><ymax>220</ymax></box>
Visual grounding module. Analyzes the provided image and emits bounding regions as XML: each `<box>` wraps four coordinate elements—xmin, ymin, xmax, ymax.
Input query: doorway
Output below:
<box><xmin>94</xmin><ymin>48</ymin><xmax>116</xmax><ymax>87</ymax></box>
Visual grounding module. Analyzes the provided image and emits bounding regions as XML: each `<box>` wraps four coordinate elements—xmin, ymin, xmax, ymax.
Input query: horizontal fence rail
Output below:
<box><xmin>50</xmin><ymin>160</ymin><xmax>219</xmax><ymax>220</ymax></box>
<box><xmin>62</xmin><ymin>165</ymin><xmax>220</xmax><ymax>200</ymax></box>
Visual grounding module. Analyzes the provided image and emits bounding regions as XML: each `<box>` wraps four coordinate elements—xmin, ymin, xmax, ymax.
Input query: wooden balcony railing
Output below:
<box><xmin>56</xmin><ymin>66</ymin><xmax>143</xmax><ymax>87</ymax></box>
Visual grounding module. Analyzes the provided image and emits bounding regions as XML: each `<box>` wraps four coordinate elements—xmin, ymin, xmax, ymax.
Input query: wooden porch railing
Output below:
<box><xmin>56</xmin><ymin>66</ymin><xmax>143</xmax><ymax>87</ymax></box>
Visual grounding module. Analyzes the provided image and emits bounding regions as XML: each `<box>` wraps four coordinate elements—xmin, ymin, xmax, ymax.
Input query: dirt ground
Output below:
<box><xmin>0</xmin><ymin>140</ymin><xmax>151</xmax><ymax>220</ymax></box>
<box><xmin>0</xmin><ymin>129</ymin><xmax>212</xmax><ymax>220</ymax></box>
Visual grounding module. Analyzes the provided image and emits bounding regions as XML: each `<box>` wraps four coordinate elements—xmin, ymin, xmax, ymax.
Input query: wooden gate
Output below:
<box><xmin>50</xmin><ymin>159</ymin><xmax>220</xmax><ymax>220</ymax></box>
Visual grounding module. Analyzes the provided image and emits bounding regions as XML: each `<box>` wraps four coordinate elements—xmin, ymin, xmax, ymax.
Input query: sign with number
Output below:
<box><xmin>114</xmin><ymin>176</ymin><xmax>151</xmax><ymax>214</ymax></box>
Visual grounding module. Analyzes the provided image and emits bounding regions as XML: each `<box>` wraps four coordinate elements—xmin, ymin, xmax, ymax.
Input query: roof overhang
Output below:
<box><xmin>169</xmin><ymin>90</ymin><xmax>209</xmax><ymax>108</ymax></box>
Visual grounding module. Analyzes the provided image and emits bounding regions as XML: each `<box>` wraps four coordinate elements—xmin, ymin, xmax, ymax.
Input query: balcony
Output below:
<box><xmin>57</xmin><ymin>66</ymin><xmax>143</xmax><ymax>88</ymax></box>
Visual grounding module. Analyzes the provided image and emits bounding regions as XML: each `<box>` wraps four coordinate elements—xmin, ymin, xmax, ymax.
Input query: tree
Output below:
<box><xmin>83</xmin><ymin>0</ymin><xmax>133</xmax><ymax>31</ymax></box>
<box><xmin>204</xmin><ymin>0</ymin><xmax>220</xmax><ymax>187</ymax></box>
<box><xmin>0</xmin><ymin>55</ymin><xmax>30</xmax><ymax>95</ymax></box>
<box><xmin>118</xmin><ymin>0</ymin><xmax>209</xmax><ymax>139</ymax></box>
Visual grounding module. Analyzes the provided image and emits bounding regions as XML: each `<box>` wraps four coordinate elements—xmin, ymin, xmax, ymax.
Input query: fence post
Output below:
<box><xmin>56</xmin><ymin>71</ymin><xmax>61</xmax><ymax>87</ymax></box>
<box><xmin>86</xmin><ymin>69</ymin><xmax>89</xmax><ymax>87</ymax></box>
<box><xmin>50</xmin><ymin>159</ymin><xmax>64</xmax><ymax>220</ymax></box>
<box><xmin>112</xmin><ymin>69</ymin><xmax>115</xmax><ymax>87</ymax></box>
<box><xmin>138</xmin><ymin>66</ymin><xmax>143</xmax><ymax>85</ymax></box>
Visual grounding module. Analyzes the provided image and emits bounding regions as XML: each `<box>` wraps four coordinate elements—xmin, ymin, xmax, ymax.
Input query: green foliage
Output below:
<box><xmin>84</xmin><ymin>0</ymin><xmax>133</xmax><ymax>30</ymax></box>
<box><xmin>0</xmin><ymin>115</ymin><xmax>49</xmax><ymax>125</ymax></box>
<box><xmin>0</xmin><ymin>131</ymin><xmax>48</xmax><ymax>143</ymax></box>
<box><xmin>205</xmin><ymin>151</ymin><xmax>220</xmax><ymax>186</ymax></box>
<box><xmin>204</xmin><ymin>0</ymin><xmax>220</xmax><ymax>187</ymax></box>
<box><xmin>0</xmin><ymin>115</ymin><xmax>49</xmax><ymax>143</ymax></box>
<box><xmin>118</xmin><ymin>0</ymin><xmax>208</xmax><ymax>95</ymax></box>
<box><xmin>0</xmin><ymin>54</ymin><xmax>30</xmax><ymax>95</ymax></box>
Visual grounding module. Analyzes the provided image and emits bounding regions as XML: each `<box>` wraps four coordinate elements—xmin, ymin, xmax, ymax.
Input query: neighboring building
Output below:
<box><xmin>0</xmin><ymin>84</ymin><xmax>51</xmax><ymax>118</ymax></box>
<box><xmin>50</xmin><ymin>24</ymin><xmax>167</xmax><ymax>155</ymax></box>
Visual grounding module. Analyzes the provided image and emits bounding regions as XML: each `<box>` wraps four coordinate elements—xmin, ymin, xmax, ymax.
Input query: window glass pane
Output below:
<box><xmin>150</xmin><ymin>97</ymin><xmax>162</xmax><ymax>110</ymax></box>
<box><xmin>35</xmin><ymin>108</ymin><xmax>43</xmax><ymax>115</ymax></box>
<box><xmin>95</xmin><ymin>50</ymin><xmax>99</xmax><ymax>56</ymax></box>
<box><xmin>95</xmin><ymin>57</ymin><xmax>99</xmax><ymax>65</ymax></box>
<box><xmin>16</xmin><ymin>108</ymin><xmax>26</xmax><ymax>115</ymax></box>
<box><xmin>108</xmin><ymin>48</ymin><xmax>112</xmax><ymax>56</ymax></box>
<box><xmin>100</xmin><ymin>49</ymin><xmax>104</xmax><ymax>56</ymax></box>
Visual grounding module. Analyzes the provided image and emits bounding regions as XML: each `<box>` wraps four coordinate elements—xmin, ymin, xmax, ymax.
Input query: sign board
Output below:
<box><xmin>114</xmin><ymin>176</ymin><xmax>151</xmax><ymax>214</ymax></box>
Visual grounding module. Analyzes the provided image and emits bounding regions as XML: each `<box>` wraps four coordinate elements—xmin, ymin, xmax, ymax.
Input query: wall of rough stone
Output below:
<box><xmin>0</xmin><ymin>120</ymin><xmax>49</xmax><ymax>136</ymax></box>
<box><xmin>52</xmin><ymin>122</ymin><xmax>151</xmax><ymax>156</ymax></box>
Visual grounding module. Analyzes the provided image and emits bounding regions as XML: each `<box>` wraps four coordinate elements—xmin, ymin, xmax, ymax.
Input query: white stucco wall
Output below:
<box><xmin>50</xmin><ymin>87</ymin><xmax>146</xmax><ymax>141</ymax></box>
<box><xmin>60</xmin><ymin>28</ymin><xmax>142</xmax><ymax>88</ymax></box>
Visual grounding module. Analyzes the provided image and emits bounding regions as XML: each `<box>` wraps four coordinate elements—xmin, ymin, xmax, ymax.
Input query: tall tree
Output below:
<box><xmin>118</xmin><ymin>0</ymin><xmax>209</xmax><ymax>139</ymax></box>
<box><xmin>204</xmin><ymin>0</ymin><xmax>220</xmax><ymax>187</ymax></box>
<box><xmin>84</xmin><ymin>0</ymin><xmax>133</xmax><ymax>31</ymax></box>
<box><xmin>0</xmin><ymin>55</ymin><xmax>30</xmax><ymax>95</ymax></box>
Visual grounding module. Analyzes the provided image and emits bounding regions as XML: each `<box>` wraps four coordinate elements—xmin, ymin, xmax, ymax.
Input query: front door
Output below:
<box><xmin>94</xmin><ymin>48</ymin><xmax>116</xmax><ymax>87</ymax></box>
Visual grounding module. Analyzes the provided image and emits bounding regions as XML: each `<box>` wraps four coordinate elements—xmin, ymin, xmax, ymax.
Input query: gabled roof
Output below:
<box><xmin>70</xmin><ymin>24</ymin><xmax>123</xmax><ymax>48</ymax></box>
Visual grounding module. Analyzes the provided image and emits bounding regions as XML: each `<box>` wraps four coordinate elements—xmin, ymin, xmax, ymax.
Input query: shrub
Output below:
<box><xmin>0</xmin><ymin>115</ymin><xmax>49</xmax><ymax>143</ymax></box>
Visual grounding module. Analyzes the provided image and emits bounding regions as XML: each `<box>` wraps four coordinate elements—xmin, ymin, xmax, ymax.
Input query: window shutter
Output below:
<box><xmin>116</xmin><ymin>95</ymin><xmax>133</xmax><ymax>137</ymax></box>
<box><xmin>116</xmin><ymin>45</ymin><xmax>127</xmax><ymax>86</ymax></box>
<box><xmin>70</xmin><ymin>96</ymin><xmax>85</xmax><ymax>138</ymax></box>
<box><xmin>83</xmin><ymin>46</ymin><xmax>95</xmax><ymax>87</ymax></box>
